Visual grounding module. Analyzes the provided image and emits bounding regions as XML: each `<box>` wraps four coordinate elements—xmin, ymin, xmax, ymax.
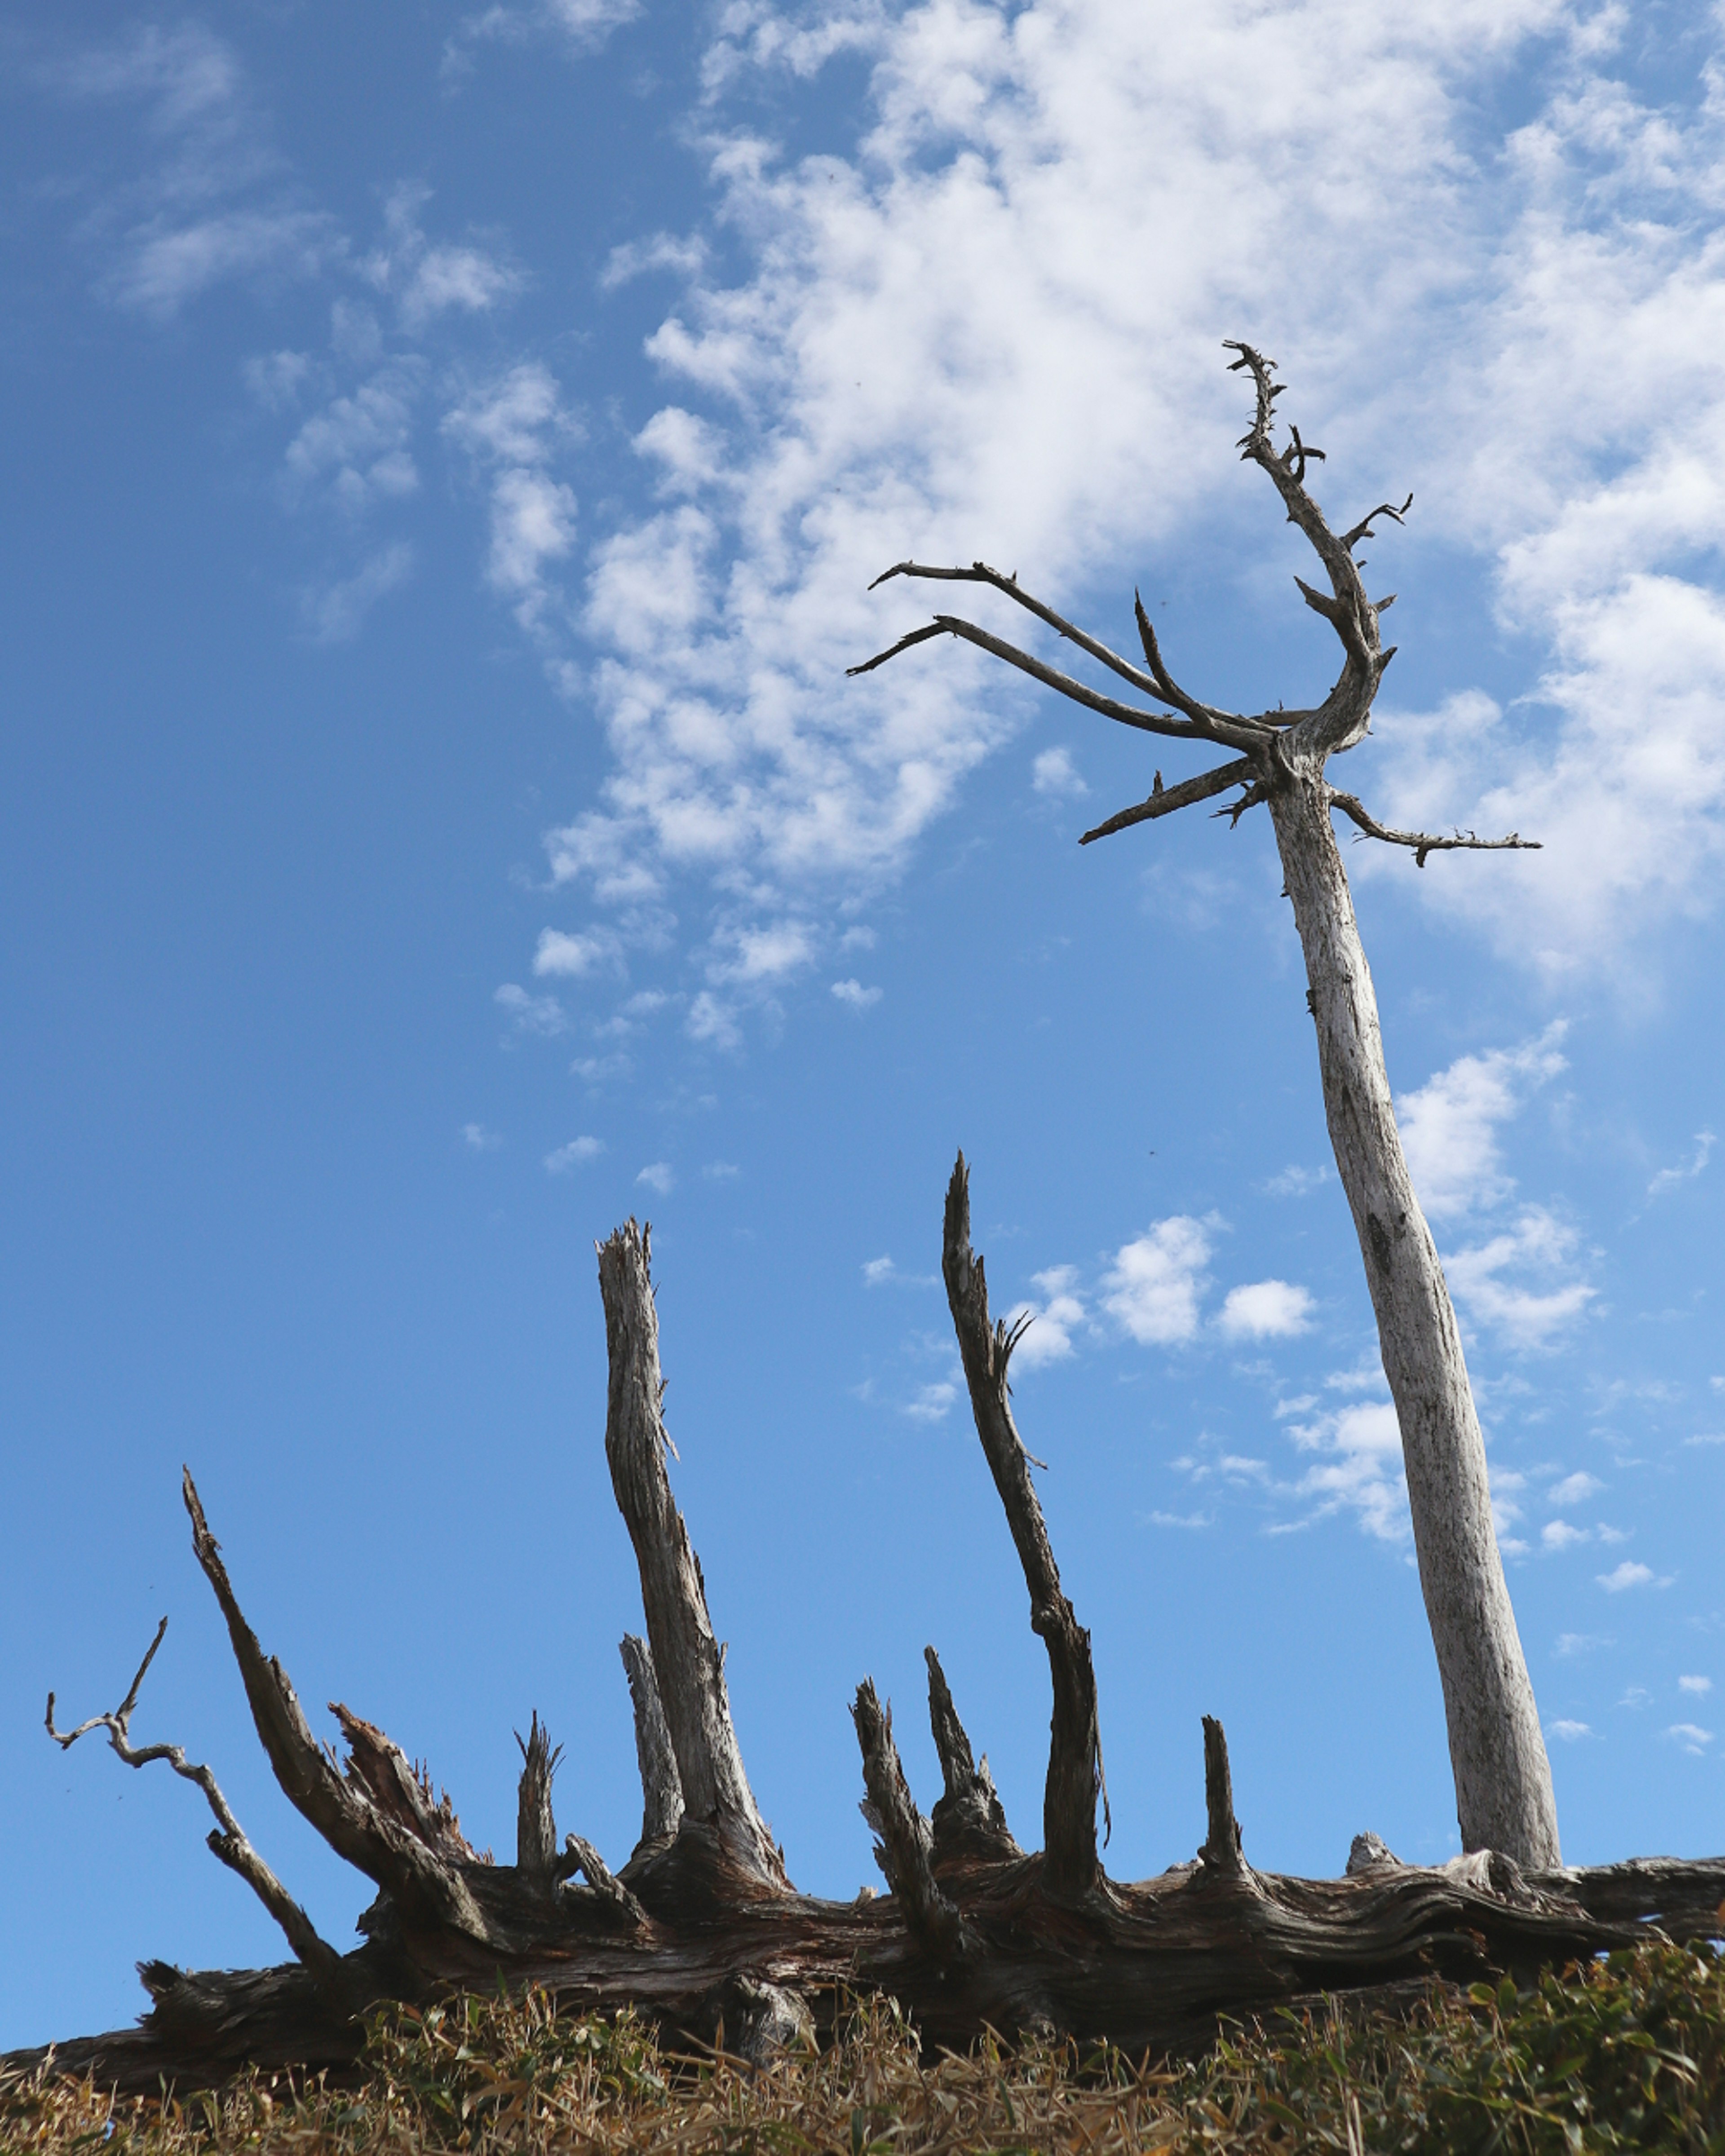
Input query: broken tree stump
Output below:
<box><xmin>12</xmin><ymin>1157</ymin><xmax>1723</xmax><ymax>2097</ymax></box>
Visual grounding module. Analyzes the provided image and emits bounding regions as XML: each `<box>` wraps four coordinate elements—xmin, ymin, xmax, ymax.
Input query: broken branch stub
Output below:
<box><xmin>851</xmin><ymin>1679</ymin><xmax>966</xmax><ymax>1962</ymax></box>
<box><xmin>515</xmin><ymin>1714</ymin><xmax>561</xmax><ymax>1891</ymax></box>
<box><xmin>17</xmin><ymin>1180</ymin><xmax>1725</xmax><ymax>2098</ymax></box>
<box><xmin>620</xmin><ymin>1632</ymin><xmax>685</xmax><ymax>1851</ymax></box>
<box><xmin>942</xmin><ymin>1154</ymin><xmax>1102</xmax><ymax>1897</ymax></box>
<box><xmin>924</xmin><ymin>1646</ymin><xmax>1019</xmax><ymax>1862</ymax></box>
<box><xmin>597</xmin><ymin>1219</ymin><xmax>786</xmax><ymax>1890</ymax></box>
<box><xmin>181</xmin><ymin>1469</ymin><xmax>496</xmax><ymax>1944</ymax></box>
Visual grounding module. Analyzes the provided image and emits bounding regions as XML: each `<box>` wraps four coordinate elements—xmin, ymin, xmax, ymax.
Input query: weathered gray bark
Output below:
<box><xmin>597</xmin><ymin>1219</ymin><xmax>785</xmax><ymax>1889</ymax></box>
<box><xmin>1269</xmin><ymin>769</ymin><xmax>1558</xmax><ymax>1865</ymax></box>
<box><xmin>850</xmin><ymin>342</ymin><xmax>1560</xmax><ymax>1869</ymax></box>
<box><xmin>15</xmin><ymin>1182</ymin><xmax>1721</xmax><ymax>2099</ymax></box>
<box><xmin>620</xmin><ymin>1633</ymin><xmax>685</xmax><ymax>1850</ymax></box>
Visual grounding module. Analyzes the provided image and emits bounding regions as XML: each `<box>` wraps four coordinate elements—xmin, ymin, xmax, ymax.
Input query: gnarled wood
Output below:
<box><xmin>16</xmin><ymin>1180</ymin><xmax>1721</xmax><ymax>2102</ymax></box>
<box><xmin>924</xmin><ymin>1647</ymin><xmax>1019</xmax><ymax>1863</ymax></box>
<box><xmin>853</xmin><ymin>1680</ymin><xmax>966</xmax><ymax>1961</ymax></box>
<box><xmin>942</xmin><ymin>1155</ymin><xmax>1102</xmax><ymax>1898</ymax></box>
<box><xmin>597</xmin><ymin>1219</ymin><xmax>785</xmax><ymax>1891</ymax></box>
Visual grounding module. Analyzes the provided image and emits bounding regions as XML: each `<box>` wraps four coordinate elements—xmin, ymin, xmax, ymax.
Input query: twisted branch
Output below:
<box><xmin>47</xmin><ymin>1619</ymin><xmax>351</xmax><ymax>1996</ymax></box>
<box><xmin>1327</xmin><ymin>789</ymin><xmax>1541</xmax><ymax>868</ymax></box>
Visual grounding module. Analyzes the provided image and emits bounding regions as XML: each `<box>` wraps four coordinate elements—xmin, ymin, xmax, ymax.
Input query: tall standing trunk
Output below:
<box><xmin>850</xmin><ymin>341</ymin><xmax>1563</xmax><ymax>1864</ymax></box>
<box><xmin>1269</xmin><ymin>765</ymin><xmax>1560</xmax><ymax>1867</ymax></box>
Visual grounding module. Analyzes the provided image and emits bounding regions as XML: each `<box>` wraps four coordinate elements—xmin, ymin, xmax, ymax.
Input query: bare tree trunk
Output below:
<box><xmin>851</xmin><ymin>341</ymin><xmax>1563</xmax><ymax>1867</ymax></box>
<box><xmin>1269</xmin><ymin>767</ymin><xmax>1560</xmax><ymax>1868</ymax></box>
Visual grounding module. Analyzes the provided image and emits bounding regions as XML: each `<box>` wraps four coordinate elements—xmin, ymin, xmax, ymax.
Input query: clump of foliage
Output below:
<box><xmin>5</xmin><ymin>1938</ymin><xmax>1723</xmax><ymax>2153</ymax></box>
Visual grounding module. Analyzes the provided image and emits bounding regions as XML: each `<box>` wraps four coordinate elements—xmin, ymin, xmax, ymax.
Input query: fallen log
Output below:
<box><xmin>10</xmin><ymin>1158</ymin><xmax>1723</xmax><ymax>2097</ymax></box>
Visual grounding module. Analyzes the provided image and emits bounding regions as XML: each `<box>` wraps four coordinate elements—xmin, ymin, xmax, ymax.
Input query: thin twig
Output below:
<box><xmin>48</xmin><ymin>1620</ymin><xmax>351</xmax><ymax>1993</ymax></box>
<box><xmin>1327</xmin><ymin>789</ymin><xmax>1541</xmax><ymax>869</ymax></box>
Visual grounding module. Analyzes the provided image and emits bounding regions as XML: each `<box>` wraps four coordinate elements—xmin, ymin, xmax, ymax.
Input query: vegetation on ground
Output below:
<box><xmin>5</xmin><ymin>1938</ymin><xmax>1723</xmax><ymax>2153</ymax></box>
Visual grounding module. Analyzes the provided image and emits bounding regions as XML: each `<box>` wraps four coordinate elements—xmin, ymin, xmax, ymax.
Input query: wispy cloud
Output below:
<box><xmin>1445</xmin><ymin>1208</ymin><xmax>1596</xmax><ymax>1350</ymax></box>
<box><xmin>461</xmin><ymin>1122</ymin><xmax>502</xmax><ymax>1151</ymax></box>
<box><xmin>1648</xmin><ymin>1131</ymin><xmax>1715</xmax><ymax>1200</ymax></box>
<box><xmin>831</xmin><ymin>978</ymin><xmax>882</xmax><ymax>1009</ymax></box>
<box><xmin>1547</xmin><ymin>1719</ymin><xmax>1595</xmax><ymax>1742</ymax></box>
<box><xmin>1396</xmin><ymin>1028</ymin><xmax>1567</xmax><ymax>1223</ymax></box>
<box><xmin>1031</xmin><ymin>747</ymin><xmax>1087</xmax><ymax>797</ymax></box>
<box><xmin>636</xmin><ymin>1161</ymin><xmax>675</xmax><ymax>1195</ymax></box>
<box><xmin>1666</xmin><ymin>1722</ymin><xmax>1714</xmax><ymax>1755</ymax></box>
<box><xmin>545</xmin><ymin>1134</ymin><xmax>603</xmax><ymax>1171</ymax></box>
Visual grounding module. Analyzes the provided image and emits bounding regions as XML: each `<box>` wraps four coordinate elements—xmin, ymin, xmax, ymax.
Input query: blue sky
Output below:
<box><xmin>4</xmin><ymin>0</ymin><xmax>1724</xmax><ymax>2051</ymax></box>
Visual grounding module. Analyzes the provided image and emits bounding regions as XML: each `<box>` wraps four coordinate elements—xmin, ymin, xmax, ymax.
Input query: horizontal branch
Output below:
<box><xmin>1080</xmin><ymin>758</ymin><xmax>1257</xmax><ymax>844</ymax></box>
<box><xmin>1327</xmin><ymin>788</ymin><xmax>1541</xmax><ymax>868</ymax></box>
<box><xmin>47</xmin><ymin>1618</ymin><xmax>350</xmax><ymax>1995</ymax></box>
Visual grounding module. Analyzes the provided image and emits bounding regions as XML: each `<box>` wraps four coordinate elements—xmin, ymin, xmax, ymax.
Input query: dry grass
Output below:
<box><xmin>4</xmin><ymin>1939</ymin><xmax>1723</xmax><ymax>2154</ymax></box>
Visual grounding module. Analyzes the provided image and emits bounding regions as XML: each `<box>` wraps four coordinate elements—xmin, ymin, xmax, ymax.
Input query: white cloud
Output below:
<box><xmin>461</xmin><ymin>1122</ymin><xmax>501</xmax><ymax>1150</ymax></box>
<box><xmin>1554</xmin><ymin>1632</ymin><xmax>1611</xmax><ymax>1657</ymax></box>
<box><xmin>1599</xmin><ymin>1560</ymin><xmax>1656</xmax><ymax>1592</ymax></box>
<box><xmin>496</xmin><ymin>982</ymin><xmax>568</xmax><ymax>1036</ymax></box>
<box><xmin>1217</xmin><ymin>1279</ymin><xmax>1314</xmax><ymax>1340</ymax></box>
<box><xmin>450</xmin><ymin>0</ymin><xmax>642</xmax><ymax>69</ymax></box>
<box><xmin>545</xmin><ymin>1135</ymin><xmax>603</xmax><ymax>1171</ymax></box>
<box><xmin>1542</xmin><ymin>1519</ymin><xmax>1588</xmax><ymax>1551</ymax></box>
<box><xmin>284</xmin><ymin>364</ymin><xmax>424</xmax><ymax>515</ymax></box>
<box><xmin>1005</xmin><ymin>1266</ymin><xmax>1087</xmax><ymax>1369</ymax></box>
<box><xmin>1444</xmin><ymin>1207</ymin><xmax>1596</xmax><ymax>1349</ymax></box>
<box><xmin>602</xmin><ymin>233</ymin><xmax>708</xmax><ymax>292</ymax></box>
<box><xmin>1549</xmin><ymin>1470</ymin><xmax>1603</xmax><ymax>1507</ymax></box>
<box><xmin>1547</xmin><ymin>1719</ymin><xmax>1594</xmax><ymax>1742</ymax></box>
<box><xmin>904</xmin><ymin>1380</ymin><xmax>956</xmax><ymax>1423</ymax></box>
<box><xmin>1678</xmin><ymin>1674</ymin><xmax>1713</xmax><ymax>1696</ymax></box>
<box><xmin>636</xmin><ymin>1161</ymin><xmax>675</xmax><ymax>1194</ymax></box>
<box><xmin>1648</xmin><ymin>1131</ymin><xmax>1715</xmax><ymax>1199</ymax></box>
<box><xmin>862</xmin><ymin>1255</ymin><xmax>897</xmax><ymax>1286</ymax></box>
<box><xmin>119</xmin><ymin>209</ymin><xmax>336</xmax><ymax>315</ymax></box>
<box><xmin>1032</xmin><ymin>746</ymin><xmax>1087</xmax><ymax>796</ymax></box>
<box><xmin>1265</xmin><ymin>1165</ymin><xmax>1329</xmax><ymax>1198</ymax></box>
<box><xmin>301</xmin><ymin>541</ymin><xmax>415</xmax><ymax>642</ymax></box>
<box><xmin>1396</xmin><ymin>1028</ymin><xmax>1567</xmax><ymax>1222</ymax></box>
<box><xmin>444</xmin><ymin>364</ymin><xmax>579</xmax><ymax>629</ymax></box>
<box><xmin>703</xmin><ymin>1160</ymin><xmax>741</xmax><ymax>1180</ymax></box>
<box><xmin>1102</xmin><ymin>1218</ymin><xmax>1211</xmax><ymax>1346</ymax></box>
<box><xmin>1146</xmin><ymin>1510</ymin><xmax>1211</xmax><ymax>1529</ymax></box>
<box><xmin>534</xmin><ymin>927</ymin><xmax>620</xmax><ymax>978</ymax></box>
<box><xmin>1287</xmin><ymin>1399</ymin><xmax>1409</xmax><ymax>1545</ymax></box>
<box><xmin>1666</xmin><ymin>1722</ymin><xmax>1714</xmax><ymax>1755</ymax></box>
<box><xmin>686</xmin><ymin>990</ymin><xmax>740</xmax><ymax>1050</ymax></box>
<box><xmin>462</xmin><ymin>0</ymin><xmax>1725</xmax><ymax>1000</ymax></box>
<box><xmin>831</xmin><ymin>977</ymin><xmax>882</xmax><ymax>1008</ymax></box>
<box><xmin>709</xmin><ymin>921</ymin><xmax>815</xmax><ymax>985</ymax></box>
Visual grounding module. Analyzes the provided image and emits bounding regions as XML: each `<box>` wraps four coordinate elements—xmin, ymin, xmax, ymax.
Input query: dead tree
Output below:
<box><xmin>12</xmin><ymin>1167</ymin><xmax>1722</xmax><ymax>2097</ymax></box>
<box><xmin>849</xmin><ymin>344</ymin><xmax>1559</xmax><ymax>1870</ymax></box>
